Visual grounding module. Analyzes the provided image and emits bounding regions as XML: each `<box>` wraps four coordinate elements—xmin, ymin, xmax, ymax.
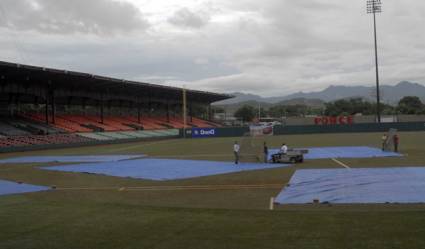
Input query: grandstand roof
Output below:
<box><xmin>0</xmin><ymin>60</ymin><xmax>232</xmax><ymax>104</ymax></box>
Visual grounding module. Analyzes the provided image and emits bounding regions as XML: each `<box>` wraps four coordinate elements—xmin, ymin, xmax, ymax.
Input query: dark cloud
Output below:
<box><xmin>0</xmin><ymin>0</ymin><xmax>148</xmax><ymax>35</ymax></box>
<box><xmin>1</xmin><ymin>0</ymin><xmax>425</xmax><ymax>96</ymax></box>
<box><xmin>168</xmin><ymin>8</ymin><xmax>210</xmax><ymax>29</ymax></box>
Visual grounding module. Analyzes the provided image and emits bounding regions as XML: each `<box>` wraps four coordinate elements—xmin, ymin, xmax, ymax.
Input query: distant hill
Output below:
<box><xmin>214</xmin><ymin>98</ymin><xmax>325</xmax><ymax>115</ymax></box>
<box><xmin>214</xmin><ymin>100</ymin><xmax>273</xmax><ymax>114</ymax></box>
<box><xmin>274</xmin><ymin>98</ymin><xmax>325</xmax><ymax>108</ymax></box>
<box><xmin>283</xmin><ymin>81</ymin><xmax>425</xmax><ymax>104</ymax></box>
<box><xmin>214</xmin><ymin>81</ymin><xmax>425</xmax><ymax>106</ymax></box>
<box><xmin>215</xmin><ymin>92</ymin><xmax>265</xmax><ymax>105</ymax></box>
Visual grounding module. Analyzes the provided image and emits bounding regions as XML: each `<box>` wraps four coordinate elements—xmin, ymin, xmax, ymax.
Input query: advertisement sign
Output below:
<box><xmin>191</xmin><ymin>128</ymin><xmax>217</xmax><ymax>138</ymax></box>
<box><xmin>314</xmin><ymin>116</ymin><xmax>354</xmax><ymax>125</ymax></box>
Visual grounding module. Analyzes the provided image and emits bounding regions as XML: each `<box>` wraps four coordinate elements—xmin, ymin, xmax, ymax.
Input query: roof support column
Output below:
<box><xmin>189</xmin><ymin>103</ymin><xmax>193</xmax><ymax>123</ymax></box>
<box><xmin>50</xmin><ymin>88</ymin><xmax>55</xmax><ymax>124</ymax></box>
<box><xmin>137</xmin><ymin>103</ymin><xmax>141</xmax><ymax>124</ymax></box>
<box><xmin>148</xmin><ymin>99</ymin><xmax>152</xmax><ymax>117</ymax></box>
<box><xmin>166</xmin><ymin>101</ymin><xmax>170</xmax><ymax>123</ymax></box>
<box><xmin>100</xmin><ymin>94</ymin><xmax>104</xmax><ymax>124</ymax></box>
<box><xmin>45</xmin><ymin>84</ymin><xmax>49</xmax><ymax>125</ymax></box>
<box><xmin>208</xmin><ymin>104</ymin><xmax>212</xmax><ymax>121</ymax></box>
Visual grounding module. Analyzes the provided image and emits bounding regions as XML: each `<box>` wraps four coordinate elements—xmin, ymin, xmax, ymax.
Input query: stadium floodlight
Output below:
<box><xmin>367</xmin><ymin>0</ymin><xmax>382</xmax><ymax>123</ymax></box>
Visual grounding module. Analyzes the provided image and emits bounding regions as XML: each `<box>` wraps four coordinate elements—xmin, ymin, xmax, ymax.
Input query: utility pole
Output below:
<box><xmin>367</xmin><ymin>0</ymin><xmax>382</xmax><ymax>123</ymax></box>
<box><xmin>258</xmin><ymin>102</ymin><xmax>261</xmax><ymax>121</ymax></box>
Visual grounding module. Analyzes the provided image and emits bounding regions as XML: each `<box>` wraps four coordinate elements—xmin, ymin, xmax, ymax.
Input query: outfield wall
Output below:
<box><xmin>186</xmin><ymin>122</ymin><xmax>425</xmax><ymax>138</ymax></box>
<box><xmin>274</xmin><ymin>122</ymin><xmax>425</xmax><ymax>135</ymax></box>
<box><xmin>285</xmin><ymin>115</ymin><xmax>425</xmax><ymax>126</ymax></box>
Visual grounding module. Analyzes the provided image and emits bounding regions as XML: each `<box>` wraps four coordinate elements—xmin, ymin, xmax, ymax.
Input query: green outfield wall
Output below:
<box><xmin>273</xmin><ymin>122</ymin><xmax>425</xmax><ymax>135</ymax></box>
<box><xmin>185</xmin><ymin>122</ymin><xmax>425</xmax><ymax>138</ymax></box>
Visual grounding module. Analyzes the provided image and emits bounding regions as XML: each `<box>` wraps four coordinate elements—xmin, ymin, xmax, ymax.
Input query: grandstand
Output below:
<box><xmin>0</xmin><ymin>61</ymin><xmax>231</xmax><ymax>150</ymax></box>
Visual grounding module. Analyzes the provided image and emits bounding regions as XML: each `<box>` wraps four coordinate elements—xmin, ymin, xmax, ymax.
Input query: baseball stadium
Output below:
<box><xmin>1</xmin><ymin>60</ymin><xmax>425</xmax><ymax>249</ymax></box>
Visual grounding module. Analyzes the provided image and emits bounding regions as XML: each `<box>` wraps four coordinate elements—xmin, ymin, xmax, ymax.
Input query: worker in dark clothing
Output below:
<box><xmin>393</xmin><ymin>134</ymin><xmax>399</xmax><ymax>152</ymax></box>
<box><xmin>263</xmin><ymin>142</ymin><xmax>269</xmax><ymax>163</ymax></box>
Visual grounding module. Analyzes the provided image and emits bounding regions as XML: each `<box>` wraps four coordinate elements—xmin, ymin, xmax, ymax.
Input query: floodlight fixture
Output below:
<box><xmin>367</xmin><ymin>0</ymin><xmax>382</xmax><ymax>14</ymax></box>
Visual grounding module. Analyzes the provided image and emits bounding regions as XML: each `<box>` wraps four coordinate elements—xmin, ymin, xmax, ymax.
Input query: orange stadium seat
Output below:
<box><xmin>21</xmin><ymin>113</ymin><xmax>219</xmax><ymax>133</ymax></box>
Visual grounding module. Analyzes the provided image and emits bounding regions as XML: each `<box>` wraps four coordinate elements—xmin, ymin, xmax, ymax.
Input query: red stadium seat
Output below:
<box><xmin>0</xmin><ymin>134</ymin><xmax>93</xmax><ymax>148</ymax></box>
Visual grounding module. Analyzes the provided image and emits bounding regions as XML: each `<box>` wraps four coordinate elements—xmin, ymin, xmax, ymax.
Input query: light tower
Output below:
<box><xmin>367</xmin><ymin>0</ymin><xmax>382</xmax><ymax>123</ymax></box>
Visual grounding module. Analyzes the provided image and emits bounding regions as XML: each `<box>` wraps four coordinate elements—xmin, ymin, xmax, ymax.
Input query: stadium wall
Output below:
<box><xmin>185</xmin><ymin>122</ymin><xmax>425</xmax><ymax>138</ymax></box>
<box><xmin>284</xmin><ymin>115</ymin><xmax>425</xmax><ymax>126</ymax></box>
<box><xmin>274</xmin><ymin>122</ymin><xmax>425</xmax><ymax>135</ymax></box>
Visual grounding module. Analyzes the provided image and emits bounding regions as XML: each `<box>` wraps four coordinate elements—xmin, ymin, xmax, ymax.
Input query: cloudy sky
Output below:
<box><xmin>0</xmin><ymin>0</ymin><xmax>424</xmax><ymax>96</ymax></box>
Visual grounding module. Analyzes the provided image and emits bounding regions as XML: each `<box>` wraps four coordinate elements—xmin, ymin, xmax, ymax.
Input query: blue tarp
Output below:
<box><xmin>42</xmin><ymin>159</ymin><xmax>291</xmax><ymax>181</ymax></box>
<box><xmin>0</xmin><ymin>180</ymin><xmax>50</xmax><ymax>196</ymax></box>
<box><xmin>0</xmin><ymin>155</ymin><xmax>145</xmax><ymax>164</ymax></box>
<box><xmin>268</xmin><ymin>146</ymin><xmax>401</xmax><ymax>160</ymax></box>
<box><xmin>275</xmin><ymin>167</ymin><xmax>425</xmax><ymax>204</ymax></box>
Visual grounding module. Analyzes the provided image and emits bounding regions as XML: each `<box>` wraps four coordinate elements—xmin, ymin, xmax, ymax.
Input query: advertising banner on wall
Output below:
<box><xmin>191</xmin><ymin>128</ymin><xmax>217</xmax><ymax>138</ymax></box>
<box><xmin>314</xmin><ymin>116</ymin><xmax>354</xmax><ymax>125</ymax></box>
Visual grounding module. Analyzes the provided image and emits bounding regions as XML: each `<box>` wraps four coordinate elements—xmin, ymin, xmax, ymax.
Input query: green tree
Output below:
<box><xmin>379</xmin><ymin>103</ymin><xmax>396</xmax><ymax>115</ymax></box>
<box><xmin>268</xmin><ymin>105</ymin><xmax>287</xmax><ymax>118</ymax></box>
<box><xmin>234</xmin><ymin>105</ymin><xmax>256</xmax><ymax>122</ymax></box>
<box><xmin>268</xmin><ymin>104</ymin><xmax>315</xmax><ymax>117</ymax></box>
<box><xmin>397</xmin><ymin>96</ymin><xmax>425</xmax><ymax>114</ymax></box>
<box><xmin>325</xmin><ymin>98</ymin><xmax>375</xmax><ymax>116</ymax></box>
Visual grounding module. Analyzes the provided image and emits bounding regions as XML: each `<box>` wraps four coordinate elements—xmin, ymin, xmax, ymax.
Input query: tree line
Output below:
<box><xmin>233</xmin><ymin>96</ymin><xmax>425</xmax><ymax>122</ymax></box>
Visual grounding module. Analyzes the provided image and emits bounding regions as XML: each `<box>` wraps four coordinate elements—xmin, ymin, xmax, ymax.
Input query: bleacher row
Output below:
<box><xmin>0</xmin><ymin>113</ymin><xmax>217</xmax><ymax>149</ymax></box>
<box><xmin>0</xmin><ymin>129</ymin><xmax>180</xmax><ymax>149</ymax></box>
<box><xmin>77</xmin><ymin>129</ymin><xmax>180</xmax><ymax>141</ymax></box>
<box><xmin>23</xmin><ymin>113</ymin><xmax>220</xmax><ymax>133</ymax></box>
<box><xmin>0</xmin><ymin>134</ymin><xmax>93</xmax><ymax>148</ymax></box>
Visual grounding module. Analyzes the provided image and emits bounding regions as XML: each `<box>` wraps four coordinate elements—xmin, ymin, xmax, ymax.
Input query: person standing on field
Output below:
<box><xmin>233</xmin><ymin>141</ymin><xmax>240</xmax><ymax>164</ymax></box>
<box><xmin>393</xmin><ymin>134</ymin><xmax>399</xmax><ymax>152</ymax></box>
<box><xmin>263</xmin><ymin>142</ymin><xmax>269</xmax><ymax>163</ymax></box>
<box><xmin>381</xmin><ymin>134</ymin><xmax>388</xmax><ymax>151</ymax></box>
<box><xmin>280</xmin><ymin>143</ymin><xmax>288</xmax><ymax>154</ymax></box>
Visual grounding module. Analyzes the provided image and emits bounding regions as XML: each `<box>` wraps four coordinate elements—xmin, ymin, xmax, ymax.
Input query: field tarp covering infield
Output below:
<box><xmin>0</xmin><ymin>155</ymin><xmax>145</xmax><ymax>164</ymax></box>
<box><xmin>0</xmin><ymin>180</ymin><xmax>50</xmax><ymax>196</ymax></box>
<box><xmin>275</xmin><ymin>167</ymin><xmax>425</xmax><ymax>204</ymax></box>
<box><xmin>42</xmin><ymin>159</ymin><xmax>291</xmax><ymax>181</ymax></box>
<box><xmin>268</xmin><ymin>146</ymin><xmax>401</xmax><ymax>161</ymax></box>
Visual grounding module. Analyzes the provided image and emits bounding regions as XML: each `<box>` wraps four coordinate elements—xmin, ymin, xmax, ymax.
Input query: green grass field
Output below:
<box><xmin>1</xmin><ymin>132</ymin><xmax>425</xmax><ymax>249</ymax></box>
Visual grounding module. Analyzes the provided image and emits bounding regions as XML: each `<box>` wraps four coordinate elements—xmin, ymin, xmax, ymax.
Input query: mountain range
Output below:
<box><xmin>214</xmin><ymin>81</ymin><xmax>425</xmax><ymax>106</ymax></box>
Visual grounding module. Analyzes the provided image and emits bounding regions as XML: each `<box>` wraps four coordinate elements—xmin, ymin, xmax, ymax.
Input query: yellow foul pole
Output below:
<box><xmin>182</xmin><ymin>86</ymin><xmax>187</xmax><ymax>138</ymax></box>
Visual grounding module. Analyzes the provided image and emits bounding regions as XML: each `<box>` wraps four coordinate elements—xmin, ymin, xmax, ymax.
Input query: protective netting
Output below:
<box><xmin>383</xmin><ymin>128</ymin><xmax>397</xmax><ymax>152</ymax></box>
<box><xmin>239</xmin><ymin>132</ymin><xmax>262</xmax><ymax>162</ymax></box>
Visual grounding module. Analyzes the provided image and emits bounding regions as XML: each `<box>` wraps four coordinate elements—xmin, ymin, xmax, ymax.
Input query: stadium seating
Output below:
<box><xmin>191</xmin><ymin>117</ymin><xmax>222</xmax><ymax>128</ymax></box>
<box><xmin>124</xmin><ymin>116</ymin><xmax>167</xmax><ymax>130</ymax></box>
<box><xmin>0</xmin><ymin>134</ymin><xmax>94</xmax><ymax>148</ymax></box>
<box><xmin>0</xmin><ymin>113</ymin><xmax>197</xmax><ymax>149</ymax></box>
<box><xmin>22</xmin><ymin>113</ymin><xmax>221</xmax><ymax>132</ymax></box>
<box><xmin>0</xmin><ymin>120</ymin><xmax>32</xmax><ymax>136</ymax></box>
<box><xmin>104</xmin><ymin>116</ymin><xmax>141</xmax><ymax>130</ymax></box>
<box><xmin>77</xmin><ymin>129</ymin><xmax>180</xmax><ymax>142</ymax></box>
<box><xmin>7</xmin><ymin>116</ymin><xmax>64</xmax><ymax>134</ymax></box>
<box><xmin>22</xmin><ymin>113</ymin><xmax>92</xmax><ymax>133</ymax></box>
<box><xmin>57</xmin><ymin>115</ymin><xmax>114</xmax><ymax>132</ymax></box>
